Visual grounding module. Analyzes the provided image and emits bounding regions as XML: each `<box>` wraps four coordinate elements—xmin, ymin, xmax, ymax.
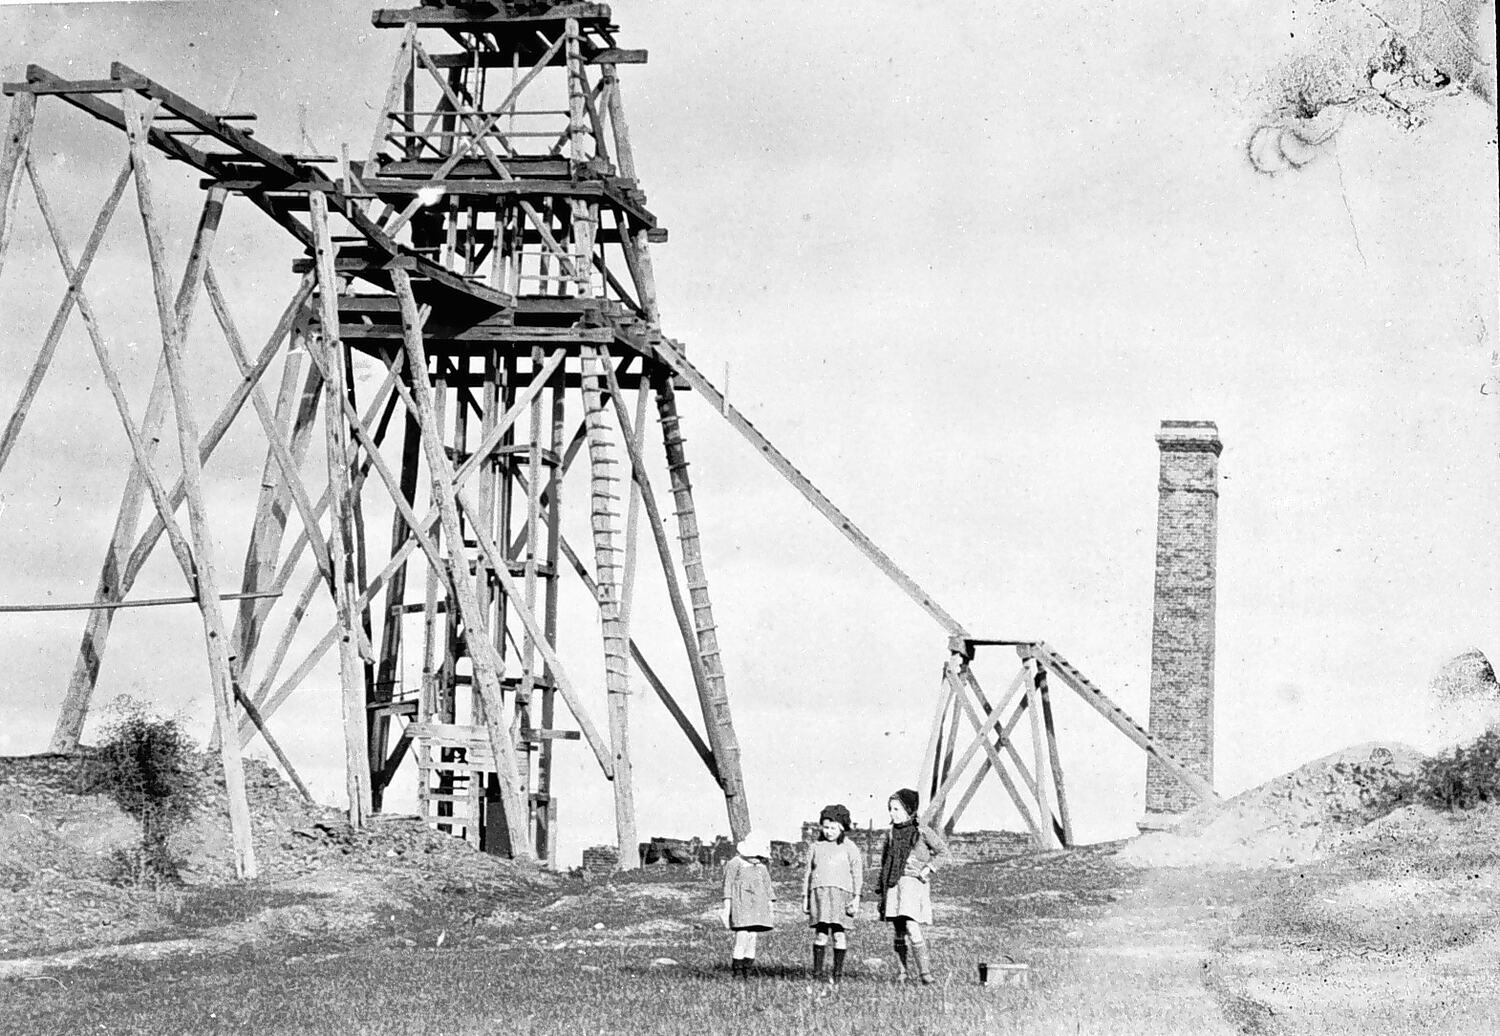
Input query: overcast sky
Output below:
<box><xmin>0</xmin><ymin>0</ymin><xmax>1495</xmax><ymax>864</ymax></box>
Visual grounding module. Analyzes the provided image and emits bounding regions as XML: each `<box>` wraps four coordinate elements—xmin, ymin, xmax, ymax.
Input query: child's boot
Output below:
<box><xmin>832</xmin><ymin>948</ymin><xmax>847</xmax><ymax>984</ymax></box>
<box><xmin>910</xmin><ymin>941</ymin><xmax>935</xmax><ymax>985</ymax></box>
<box><xmin>893</xmin><ymin>937</ymin><xmax>909</xmax><ymax>982</ymax></box>
<box><xmin>730</xmin><ymin>958</ymin><xmax>744</xmax><ymax>980</ymax></box>
<box><xmin>743</xmin><ymin>957</ymin><xmax>756</xmax><ymax>980</ymax></box>
<box><xmin>812</xmin><ymin>944</ymin><xmax>826</xmax><ymax>981</ymax></box>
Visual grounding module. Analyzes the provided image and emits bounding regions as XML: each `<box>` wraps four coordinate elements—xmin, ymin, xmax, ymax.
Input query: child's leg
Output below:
<box><xmin>906</xmin><ymin>920</ymin><xmax>934</xmax><ymax>984</ymax></box>
<box><xmin>812</xmin><ymin>922</ymin><xmax>830</xmax><ymax>980</ymax></box>
<box><xmin>892</xmin><ymin>918</ymin><xmax>909</xmax><ymax>980</ymax></box>
<box><xmin>831</xmin><ymin>927</ymin><xmax>848</xmax><ymax>982</ymax></box>
<box><xmin>732</xmin><ymin>930</ymin><xmax>757</xmax><ymax>979</ymax></box>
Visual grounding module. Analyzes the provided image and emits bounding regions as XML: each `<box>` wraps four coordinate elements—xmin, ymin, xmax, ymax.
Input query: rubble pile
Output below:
<box><xmin>182</xmin><ymin>758</ymin><xmax>515</xmax><ymax>885</ymax></box>
<box><xmin>0</xmin><ymin>752</ymin><xmax>548</xmax><ymax>959</ymax></box>
<box><xmin>1119</xmin><ymin>741</ymin><xmax>1424</xmax><ymax>868</ymax></box>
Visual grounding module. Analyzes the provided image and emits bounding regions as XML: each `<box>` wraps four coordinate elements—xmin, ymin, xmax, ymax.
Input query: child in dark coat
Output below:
<box><xmin>719</xmin><ymin>832</ymin><xmax>776</xmax><ymax>979</ymax></box>
<box><xmin>877</xmin><ymin>788</ymin><xmax>949</xmax><ymax>984</ymax></box>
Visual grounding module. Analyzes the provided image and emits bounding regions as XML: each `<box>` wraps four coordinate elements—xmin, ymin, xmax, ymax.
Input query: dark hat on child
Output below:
<box><xmin>892</xmin><ymin>788</ymin><xmax>920</xmax><ymax>818</ymax></box>
<box><xmin>819</xmin><ymin>804</ymin><xmax>852</xmax><ymax>830</ymax></box>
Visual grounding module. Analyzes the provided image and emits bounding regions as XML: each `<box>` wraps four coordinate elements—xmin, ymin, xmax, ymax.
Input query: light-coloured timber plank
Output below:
<box><xmin>124</xmin><ymin>93</ymin><xmax>255</xmax><ymax>878</ymax></box>
<box><xmin>1036</xmin><ymin>666</ymin><xmax>1074</xmax><ymax>846</ymax></box>
<box><xmin>310</xmin><ymin>192</ymin><xmax>373</xmax><ymax>827</ymax></box>
<box><xmin>1023</xmin><ymin>658</ymin><xmax>1063</xmax><ymax>849</ymax></box>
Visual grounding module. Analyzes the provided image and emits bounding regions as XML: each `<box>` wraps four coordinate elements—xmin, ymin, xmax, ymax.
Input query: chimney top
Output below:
<box><xmin>1156</xmin><ymin>420</ymin><xmax>1221</xmax><ymax>455</ymax></box>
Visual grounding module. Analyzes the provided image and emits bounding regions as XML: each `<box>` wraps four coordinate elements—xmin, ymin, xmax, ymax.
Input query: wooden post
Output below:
<box><xmin>1036</xmin><ymin>666</ymin><xmax>1074</xmax><ymax>847</ymax></box>
<box><xmin>123</xmin><ymin>92</ymin><xmax>255</xmax><ymax>878</ymax></box>
<box><xmin>309</xmin><ymin>190</ymin><xmax>372</xmax><ymax>828</ymax></box>
<box><xmin>537</xmin><ymin>369</ymin><xmax>566</xmax><ymax>869</ymax></box>
<box><xmin>1022</xmin><ymin>654</ymin><xmax>1062</xmax><ymax>849</ymax></box>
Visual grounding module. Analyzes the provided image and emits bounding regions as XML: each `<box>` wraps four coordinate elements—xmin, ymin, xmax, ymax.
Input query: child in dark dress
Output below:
<box><xmin>876</xmin><ymin>788</ymin><xmax>949</xmax><ymax>984</ymax></box>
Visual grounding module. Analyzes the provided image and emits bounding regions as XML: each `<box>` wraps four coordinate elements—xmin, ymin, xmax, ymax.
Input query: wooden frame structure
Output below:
<box><xmin>1</xmin><ymin>2</ymin><xmax>768</xmax><ymax>871</ymax></box>
<box><xmin>919</xmin><ymin>638</ymin><xmax>1220</xmax><ymax>847</ymax></box>
<box><xmin>0</xmin><ymin>2</ymin><xmax>1219</xmax><ymax>875</ymax></box>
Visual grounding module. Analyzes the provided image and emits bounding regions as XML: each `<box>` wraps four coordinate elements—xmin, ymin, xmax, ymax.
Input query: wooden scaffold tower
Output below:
<box><xmin>0</xmin><ymin>2</ymin><xmax>1221</xmax><ymax>875</ymax></box>
<box><xmin>0</xmin><ymin>1</ymin><xmax>762</xmax><ymax>870</ymax></box>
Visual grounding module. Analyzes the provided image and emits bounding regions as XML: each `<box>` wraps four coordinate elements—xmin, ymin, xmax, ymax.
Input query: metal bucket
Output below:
<box><xmin>978</xmin><ymin>957</ymin><xmax>1030</xmax><ymax>988</ymax></box>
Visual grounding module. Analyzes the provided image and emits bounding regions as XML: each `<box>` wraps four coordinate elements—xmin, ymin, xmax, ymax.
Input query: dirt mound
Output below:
<box><xmin>1119</xmin><ymin>741</ymin><xmax>1423</xmax><ymax>868</ymax></box>
<box><xmin>0</xmin><ymin>752</ymin><xmax>552</xmax><ymax>959</ymax></box>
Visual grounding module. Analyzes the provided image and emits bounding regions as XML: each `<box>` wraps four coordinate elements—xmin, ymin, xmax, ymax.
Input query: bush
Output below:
<box><xmin>1415</xmin><ymin>730</ymin><xmax>1500</xmax><ymax>811</ymax></box>
<box><xmin>84</xmin><ymin>697</ymin><xmax>205</xmax><ymax>885</ymax></box>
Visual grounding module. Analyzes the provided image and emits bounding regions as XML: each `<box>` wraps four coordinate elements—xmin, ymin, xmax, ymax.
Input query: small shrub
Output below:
<box><xmin>1415</xmin><ymin>731</ymin><xmax>1500</xmax><ymax>811</ymax></box>
<box><xmin>84</xmin><ymin>697</ymin><xmax>205</xmax><ymax>885</ymax></box>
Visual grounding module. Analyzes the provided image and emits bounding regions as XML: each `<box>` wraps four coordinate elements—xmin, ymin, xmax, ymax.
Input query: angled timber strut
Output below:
<box><xmin>917</xmin><ymin>639</ymin><xmax>1222</xmax><ymax>848</ymax></box>
<box><xmin>0</xmin><ymin>1</ymin><xmax>1198</xmax><ymax>877</ymax></box>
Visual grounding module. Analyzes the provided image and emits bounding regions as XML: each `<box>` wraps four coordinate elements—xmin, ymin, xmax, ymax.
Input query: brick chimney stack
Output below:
<box><xmin>1143</xmin><ymin>420</ymin><xmax>1221</xmax><ymax>824</ymax></box>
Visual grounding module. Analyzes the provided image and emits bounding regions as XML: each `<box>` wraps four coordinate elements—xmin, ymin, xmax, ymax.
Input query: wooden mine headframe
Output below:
<box><xmin>0</xmin><ymin>0</ymin><xmax>764</xmax><ymax>872</ymax></box>
<box><xmin>0</xmin><ymin>2</ymin><xmax>1221</xmax><ymax>877</ymax></box>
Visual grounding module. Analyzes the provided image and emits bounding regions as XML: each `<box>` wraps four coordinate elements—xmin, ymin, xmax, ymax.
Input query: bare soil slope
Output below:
<box><xmin>3</xmin><ymin>747</ymin><xmax>1500</xmax><ymax>1035</ymax></box>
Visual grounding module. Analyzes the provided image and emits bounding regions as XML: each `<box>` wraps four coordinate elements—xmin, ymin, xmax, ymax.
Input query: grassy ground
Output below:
<box><xmin>6</xmin><ymin>813</ymin><xmax>1500</xmax><ymax>1035</ymax></box>
<box><xmin>0</xmin><ymin>846</ymin><xmax>1238</xmax><ymax>1036</ymax></box>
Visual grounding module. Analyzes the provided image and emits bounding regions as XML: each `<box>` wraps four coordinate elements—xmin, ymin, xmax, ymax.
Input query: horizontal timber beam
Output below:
<box><xmin>372</xmin><ymin>4</ymin><xmax>612</xmax><ymax>28</ymax></box>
